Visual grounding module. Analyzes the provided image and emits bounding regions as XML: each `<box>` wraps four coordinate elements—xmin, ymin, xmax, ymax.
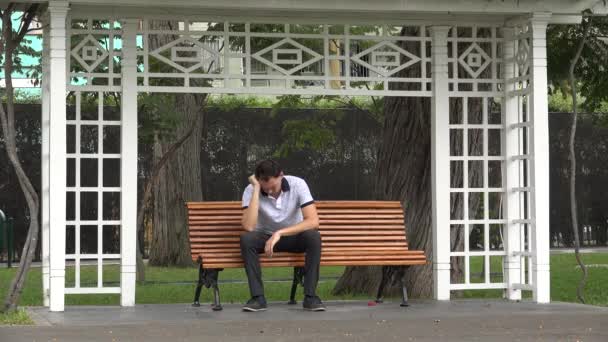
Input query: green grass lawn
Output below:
<box><xmin>0</xmin><ymin>309</ymin><xmax>34</xmax><ymax>325</ymax></box>
<box><xmin>0</xmin><ymin>253</ymin><xmax>606</xmax><ymax>311</ymax></box>
<box><xmin>458</xmin><ymin>253</ymin><xmax>608</xmax><ymax>306</ymax></box>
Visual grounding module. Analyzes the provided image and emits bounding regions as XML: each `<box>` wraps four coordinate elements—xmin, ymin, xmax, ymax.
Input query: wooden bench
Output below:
<box><xmin>186</xmin><ymin>200</ymin><xmax>427</xmax><ymax>310</ymax></box>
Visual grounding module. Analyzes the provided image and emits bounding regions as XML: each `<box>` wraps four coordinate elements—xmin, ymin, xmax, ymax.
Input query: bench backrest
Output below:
<box><xmin>187</xmin><ymin>201</ymin><xmax>425</xmax><ymax>269</ymax></box>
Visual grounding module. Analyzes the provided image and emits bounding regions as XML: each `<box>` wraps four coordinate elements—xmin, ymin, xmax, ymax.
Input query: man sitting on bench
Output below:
<box><xmin>240</xmin><ymin>159</ymin><xmax>326</xmax><ymax>312</ymax></box>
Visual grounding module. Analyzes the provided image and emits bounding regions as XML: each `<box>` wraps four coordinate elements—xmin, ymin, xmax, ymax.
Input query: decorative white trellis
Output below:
<box><xmin>63</xmin><ymin>90</ymin><xmax>122</xmax><ymax>295</ymax></box>
<box><xmin>39</xmin><ymin>0</ymin><xmax>561</xmax><ymax>311</ymax></box>
<box><xmin>445</xmin><ymin>26</ymin><xmax>508</xmax><ymax>292</ymax></box>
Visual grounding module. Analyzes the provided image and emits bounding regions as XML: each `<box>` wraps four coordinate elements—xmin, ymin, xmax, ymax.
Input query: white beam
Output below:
<box><xmin>41</xmin><ymin>0</ymin><xmax>604</xmax><ymax>15</ymax></box>
<box><xmin>48</xmin><ymin>0</ymin><xmax>69</xmax><ymax>312</ymax></box>
<box><xmin>529</xmin><ymin>13</ymin><xmax>552</xmax><ymax>304</ymax></box>
<box><xmin>41</xmin><ymin>15</ymin><xmax>51</xmax><ymax>308</ymax></box>
<box><xmin>120</xmin><ymin>18</ymin><xmax>139</xmax><ymax>307</ymax></box>
<box><xmin>430</xmin><ymin>25</ymin><xmax>451</xmax><ymax>301</ymax></box>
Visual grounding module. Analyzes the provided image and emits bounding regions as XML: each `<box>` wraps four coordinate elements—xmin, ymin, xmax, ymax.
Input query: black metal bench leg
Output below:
<box><xmin>375</xmin><ymin>267</ymin><xmax>390</xmax><ymax>303</ymax></box>
<box><xmin>192</xmin><ymin>263</ymin><xmax>204</xmax><ymax>307</ymax></box>
<box><xmin>400</xmin><ymin>274</ymin><xmax>410</xmax><ymax>307</ymax></box>
<box><xmin>211</xmin><ymin>269</ymin><xmax>223</xmax><ymax>311</ymax></box>
<box><xmin>288</xmin><ymin>268</ymin><xmax>299</xmax><ymax>305</ymax></box>
<box><xmin>288</xmin><ymin>267</ymin><xmax>305</xmax><ymax>305</ymax></box>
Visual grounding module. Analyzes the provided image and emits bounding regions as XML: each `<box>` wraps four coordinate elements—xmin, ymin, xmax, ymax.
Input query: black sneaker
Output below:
<box><xmin>242</xmin><ymin>296</ymin><xmax>267</xmax><ymax>312</ymax></box>
<box><xmin>303</xmin><ymin>295</ymin><xmax>326</xmax><ymax>311</ymax></box>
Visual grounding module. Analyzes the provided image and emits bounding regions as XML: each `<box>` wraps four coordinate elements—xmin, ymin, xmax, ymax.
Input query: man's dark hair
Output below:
<box><xmin>255</xmin><ymin>159</ymin><xmax>283</xmax><ymax>181</ymax></box>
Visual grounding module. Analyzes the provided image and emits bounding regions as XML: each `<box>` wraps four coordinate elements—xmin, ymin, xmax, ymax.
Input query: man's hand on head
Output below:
<box><xmin>248</xmin><ymin>174</ymin><xmax>260</xmax><ymax>188</ymax></box>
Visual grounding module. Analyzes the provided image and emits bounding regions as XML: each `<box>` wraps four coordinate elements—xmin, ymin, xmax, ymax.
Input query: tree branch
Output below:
<box><xmin>568</xmin><ymin>19</ymin><xmax>590</xmax><ymax>304</ymax></box>
<box><xmin>14</xmin><ymin>5</ymin><xmax>39</xmax><ymax>44</ymax></box>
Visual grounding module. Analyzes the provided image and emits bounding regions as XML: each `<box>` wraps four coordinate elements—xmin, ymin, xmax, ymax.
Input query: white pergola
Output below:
<box><xmin>11</xmin><ymin>0</ymin><xmax>605</xmax><ymax>312</ymax></box>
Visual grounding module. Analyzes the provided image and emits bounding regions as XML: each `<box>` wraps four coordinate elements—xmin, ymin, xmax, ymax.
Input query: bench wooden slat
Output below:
<box><xmin>192</xmin><ymin>246</ymin><xmax>411</xmax><ymax>253</ymax></box>
<box><xmin>189</xmin><ymin>225</ymin><xmax>408</xmax><ymax>231</ymax></box>
<box><xmin>203</xmin><ymin>256</ymin><xmax>427</xmax><ymax>263</ymax></box>
<box><xmin>203</xmin><ymin>260</ymin><xmax>427</xmax><ymax>268</ymax></box>
<box><xmin>319</xmin><ymin>213</ymin><xmax>403</xmax><ymax>222</ymax></box>
<box><xmin>315</xmin><ymin>201</ymin><xmax>402</xmax><ymax>208</ymax></box>
<box><xmin>186</xmin><ymin>201</ymin><xmax>403</xmax><ymax>209</ymax></box>
<box><xmin>190</xmin><ymin>242</ymin><xmax>409</xmax><ymax>249</ymax></box>
<box><xmin>189</xmin><ymin>230</ymin><xmax>407</xmax><ymax>237</ymax></box>
<box><xmin>319</xmin><ymin>236</ymin><xmax>406</xmax><ymax>241</ymax></box>
<box><xmin>191</xmin><ymin>236</ymin><xmax>406</xmax><ymax>244</ymax></box>
<box><xmin>202</xmin><ymin>256</ymin><xmax>426</xmax><ymax>265</ymax></box>
<box><xmin>198</xmin><ymin>249</ymin><xmax>424</xmax><ymax>255</ymax></box>
<box><xmin>189</xmin><ymin>215</ymin><xmax>404</xmax><ymax>221</ymax></box>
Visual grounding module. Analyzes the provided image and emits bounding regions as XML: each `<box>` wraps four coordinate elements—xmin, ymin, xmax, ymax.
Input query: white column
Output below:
<box><xmin>529</xmin><ymin>13</ymin><xmax>551</xmax><ymax>304</ymax></box>
<box><xmin>120</xmin><ymin>19</ymin><xmax>139</xmax><ymax>307</ymax></box>
<box><xmin>41</xmin><ymin>15</ymin><xmax>51</xmax><ymax>308</ymax></box>
<box><xmin>429</xmin><ymin>26</ymin><xmax>451</xmax><ymax>301</ymax></box>
<box><xmin>502</xmin><ymin>27</ymin><xmax>522</xmax><ymax>301</ymax></box>
<box><xmin>48</xmin><ymin>0</ymin><xmax>69</xmax><ymax>312</ymax></box>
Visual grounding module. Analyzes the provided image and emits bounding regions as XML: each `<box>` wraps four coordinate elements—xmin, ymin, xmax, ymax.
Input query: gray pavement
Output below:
<box><xmin>1</xmin><ymin>299</ymin><xmax>607</xmax><ymax>341</ymax></box>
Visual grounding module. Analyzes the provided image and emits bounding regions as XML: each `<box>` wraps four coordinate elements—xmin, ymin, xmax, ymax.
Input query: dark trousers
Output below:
<box><xmin>240</xmin><ymin>229</ymin><xmax>321</xmax><ymax>298</ymax></box>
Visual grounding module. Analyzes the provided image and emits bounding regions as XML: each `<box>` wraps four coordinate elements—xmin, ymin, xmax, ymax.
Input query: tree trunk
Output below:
<box><xmin>149</xmin><ymin>94</ymin><xmax>205</xmax><ymax>266</ymax></box>
<box><xmin>137</xmin><ymin>103</ymin><xmax>206</xmax><ymax>277</ymax></box>
<box><xmin>147</xmin><ymin>21</ymin><xmax>206</xmax><ymax>266</ymax></box>
<box><xmin>568</xmin><ymin>24</ymin><xmax>588</xmax><ymax>304</ymax></box>
<box><xmin>333</xmin><ymin>26</ymin><xmax>483</xmax><ymax>298</ymax></box>
<box><xmin>1</xmin><ymin>5</ymin><xmax>41</xmax><ymax>312</ymax></box>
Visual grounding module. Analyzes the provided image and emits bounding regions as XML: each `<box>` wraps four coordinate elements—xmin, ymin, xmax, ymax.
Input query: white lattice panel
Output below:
<box><xmin>68</xmin><ymin>18</ymin><xmax>122</xmax><ymax>91</ymax></box>
<box><xmin>67</xmin><ymin>18</ymin><xmax>512</xmax><ymax>97</ymax></box>
<box><xmin>64</xmin><ymin>90</ymin><xmax>121</xmax><ymax>294</ymax></box>
<box><xmin>504</xmin><ymin>23</ymin><xmax>535</xmax><ymax>292</ymax></box>
<box><xmin>448</xmin><ymin>26</ymin><xmax>504</xmax><ymax>97</ymax></box>
<box><xmin>447</xmin><ymin>95</ymin><xmax>508</xmax><ymax>290</ymax></box>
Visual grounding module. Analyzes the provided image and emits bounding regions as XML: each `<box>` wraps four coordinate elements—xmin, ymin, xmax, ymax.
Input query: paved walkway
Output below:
<box><xmin>1</xmin><ymin>300</ymin><xmax>607</xmax><ymax>341</ymax></box>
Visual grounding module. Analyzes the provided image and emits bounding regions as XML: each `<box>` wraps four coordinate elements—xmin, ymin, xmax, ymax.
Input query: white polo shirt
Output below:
<box><xmin>241</xmin><ymin>175</ymin><xmax>314</xmax><ymax>234</ymax></box>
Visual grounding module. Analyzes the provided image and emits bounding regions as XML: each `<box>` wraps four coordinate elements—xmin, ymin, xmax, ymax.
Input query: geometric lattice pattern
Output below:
<box><xmin>65</xmin><ymin>91</ymin><xmax>121</xmax><ymax>294</ymax></box>
<box><xmin>134</xmin><ymin>20</ymin><xmax>434</xmax><ymax>96</ymax></box>
<box><xmin>448</xmin><ymin>96</ymin><xmax>507</xmax><ymax>290</ymax></box>
<box><xmin>506</xmin><ymin>23</ymin><xmax>535</xmax><ymax>291</ymax></box>
<box><xmin>448</xmin><ymin>26</ymin><xmax>504</xmax><ymax>95</ymax></box>
<box><xmin>68</xmin><ymin>19</ymin><xmax>511</xmax><ymax>98</ymax></box>
<box><xmin>68</xmin><ymin>18</ymin><xmax>122</xmax><ymax>90</ymax></box>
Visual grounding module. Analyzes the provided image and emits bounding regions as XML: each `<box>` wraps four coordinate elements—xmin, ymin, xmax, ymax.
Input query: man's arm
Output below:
<box><xmin>241</xmin><ymin>175</ymin><xmax>260</xmax><ymax>231</ymax></box>
<box><xmin>264</xmin><ymin>204</ymin><xmax>319</xmax><ymax>257</ymax></box>
<box><xmin>275</xmin><ymin>204</ymin><xmax>319</xmax><ymax>237</ymax></box>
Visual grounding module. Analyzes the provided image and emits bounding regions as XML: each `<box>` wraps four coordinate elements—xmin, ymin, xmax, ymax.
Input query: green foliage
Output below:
<box><xmin>274</xmin><ymin>116</ymin><xmax>338</xmax><ymax>158</ymax></box>
<box><xmin>547</xmin><ymin>15</ymin><xmax>608</xmax><ymax>113</ymax></box>
<box><xmin>1</xmin><ymin>88</ymin><xmax>40</xmax><ymax>104</ymax></box>
<box><xmin>208</xmin><ymin>95</ymin><xmax>276</xmax><ymax>111</ymax></box>
<box><xmin>138</xmin><ymin>94</ymin><xmax>182</xmax><ymax>145</ymax></box>
<box><xmin>548</xmin><ymin>88</ymin><xmax>583</xmax><ymax>113</ymax></box>
<box><xmin>268</xmin><ymin>94</ymin><xmax>383</xmax><ymax>157</ymax></box>
<box><xmin>271</xmin><ymin>94</ymin><xmax>383</xmax><ymax>115</ymax></box>
<box><xmin>0</xmin><ymin>8</ymin><xmax>44</xmax><ymax>97</ymax></box>
<box><xmin>0</xmin><ymin>33</ymin><xmax>41</xmax><ymax>85</ymax></box>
